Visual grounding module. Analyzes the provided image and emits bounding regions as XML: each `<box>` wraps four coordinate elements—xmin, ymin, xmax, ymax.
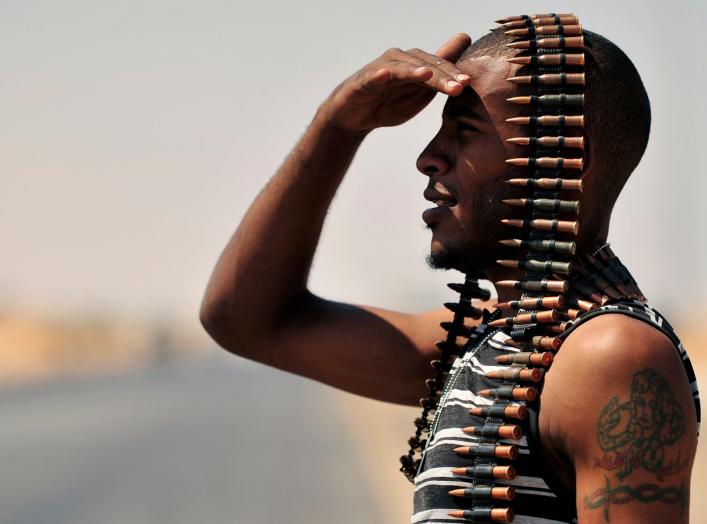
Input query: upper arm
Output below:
<box><xmin>541</xmin><ymin>315</ymin><xmax>698</xmax><ymax>523</ymax></box>
<box><xmin>210</xmin><ymin>289</ymin><xmax>471</xmax><ymax>406</ymax></box>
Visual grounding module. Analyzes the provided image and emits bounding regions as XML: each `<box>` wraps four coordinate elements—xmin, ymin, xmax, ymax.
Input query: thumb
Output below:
<box><xmin>435</xmin><ymin>33</ymin><xmax>472</xmax><ymax>62</ymax></box>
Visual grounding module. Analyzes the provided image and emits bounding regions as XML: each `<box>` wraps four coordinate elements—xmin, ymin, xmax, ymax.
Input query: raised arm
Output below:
<box><xmin>541</xmin><ymin>314</ymin><xmax>698</xmax><ymax>523</ymax></box>
<box><xmin>200</xmin><ymin>34</ymin><xmax>475</xmax><ymax>405</ymax></box>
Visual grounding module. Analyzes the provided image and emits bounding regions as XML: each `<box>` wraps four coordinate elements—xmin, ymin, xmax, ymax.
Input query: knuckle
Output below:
<box><xmin>406</xmin><ymin>47</ymin><xmax>423</xmax><ymax>55</ymax></box>
<box><xmin>384</xmin><ymin>47</ymin><xmax>401</xmax><ymax>57</ymax></box>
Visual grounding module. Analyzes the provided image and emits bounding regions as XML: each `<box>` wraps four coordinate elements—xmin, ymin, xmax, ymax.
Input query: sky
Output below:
<box><xmin>2</xmin><ymin>0</ymin><xmax>706</xmax><ymax>325</ymax></box>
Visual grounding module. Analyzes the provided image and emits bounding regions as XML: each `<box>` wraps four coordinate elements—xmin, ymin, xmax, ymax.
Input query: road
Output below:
<box><xmin>0</xmin><ymin>353</ymin><xmax>383</xmax><ymax>524</ymax></box>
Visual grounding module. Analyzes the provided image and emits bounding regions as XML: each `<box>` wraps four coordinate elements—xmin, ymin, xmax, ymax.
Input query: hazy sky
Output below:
<box><xmin>2</xmin><ymin>0</ymin><xmax>706</xmax><ymax>324</ymax></box>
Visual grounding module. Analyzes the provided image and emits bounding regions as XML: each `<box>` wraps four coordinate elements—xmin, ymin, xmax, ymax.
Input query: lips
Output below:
<box><xmin>423</xmin><ymin>187</ymin><xmax>458</xmax><ymax>224</ymax></box>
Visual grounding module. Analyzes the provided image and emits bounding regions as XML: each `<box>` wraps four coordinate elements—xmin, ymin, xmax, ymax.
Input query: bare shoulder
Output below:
<box><xmin>539</xmin><ymin>311</ymin><xmax>699</xmax><ymax>522</ymax></box>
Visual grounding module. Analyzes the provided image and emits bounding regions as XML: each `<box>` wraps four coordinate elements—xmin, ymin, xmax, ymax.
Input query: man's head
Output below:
<box><xmin>418</xmin><ymin>28</ymin><xmax>651</xmax><ymax>275</ymax></box>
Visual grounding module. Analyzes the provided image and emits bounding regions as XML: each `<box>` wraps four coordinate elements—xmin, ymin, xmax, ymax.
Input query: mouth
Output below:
<box><xmin>422</xmin><ymin>188</ymin><xmax>458</xmax><ymax>224</ymax></box>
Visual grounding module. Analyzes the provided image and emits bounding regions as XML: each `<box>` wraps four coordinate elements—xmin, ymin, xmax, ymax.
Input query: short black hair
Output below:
<box><xmin>458</xmin><ymin>28</ymin><xmax>651</xmax><ymax>205</ymax></box>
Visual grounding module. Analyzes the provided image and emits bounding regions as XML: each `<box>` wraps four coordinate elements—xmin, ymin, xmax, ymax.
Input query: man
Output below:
<box><xmin>200</xmin><ymin>20</ymin><xmax>699</xmax><ymax>523</ymax></box>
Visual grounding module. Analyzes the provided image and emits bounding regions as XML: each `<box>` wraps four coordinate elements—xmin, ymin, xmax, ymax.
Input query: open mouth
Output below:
<box><xmin>434</xmin><ymin>200</ymin><xmax>457</xmax><ymax>207</ymax></box>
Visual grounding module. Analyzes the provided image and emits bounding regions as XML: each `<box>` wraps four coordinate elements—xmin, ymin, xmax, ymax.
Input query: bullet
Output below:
<box><xmin>435</xmin><ymin>339</ymin><xmax>464</xmax><ymax>354</ymax></box>
<box><xmin>502</xmin><ymin>197</ymin><xmax>581</xmax><ymax>214</ymax></box>
<box><xmin>418</xmin><ymin>397</ymin><xmax>438</xmax><ymax>409</ymax></box>
<box><xmin>545</xmin><ymin>322</ymin><xmax>570</xmax><ymax>334</ymax></box>
<box><xmin>506</xmin><ymin>36</ymin><xmax>584</xmax><ymax>49</ymax></box>
<box><xmin>564</xmin><ymin>308</ymin><xmax>582</xmax><ymax>320</ymax></box>
<box><xmin>494</xmin><ymin>295</ymin><xmax>566</xmax><ymax>310</ymax></box>
<box><xmin>499</xmin><ymin>15</ymin><xmax>579</xmax><ymax>28</ymax></box>
<box><xmin>570</xmin><ymin>279</ymin><xmax>609</xmax><ymax>305</ymax></box>
<box><xmin>505</xmin><ymin>157</ymin><xmax>583</xmax><ymax>170</ymax></box>
<box><xmin>484</xmin><ymin>366</ymin><xmax>545</xmax><ymax>383</ymax></box>
<box><xmin>566</xmin><ymin>297</ymin><xmax>599</xmax><ymax>312</ymax></box>
<box><xmin>478</xmin><ymin>386</ymin><xmax>538</xmax><ymax>401</ymax></box>
<box><xmin>448</xmin><ymin>508</ymin><xmax>515</xmax><ymax>522</ymax></box>
<box><xmin>596</xmin><ymin>246</ymin><xmax>647</xmax><ymax>300</ymax></box>
<box><xmin>499</xmin><ymin>238</ymin><xmax>576</xmax><ymax>255</ymax></box>
<box><xmin>495</xmin><ymin>279</ymin><xmax>569</xmax><ymax>293</ymax></box>
<box><xmin>496</xmin><ymin>259</ymin><xmax>573</xmax><ymax>274</ymax></box>
<box><xmin>443</xmin><ymin>301</ymin><xmax>483</xmax><ymax>319</ymax></box>
<box><xmin>469</xmin><ymin>404</ymin><xmax>529</xmax><ymax>419</ymax></box>
<box><xmin>507</xmin><ymin>94</ymin><xmax>585</xmax><ymax>106</ymax></box>
<box><xmin>454</xmin><ymin>443</ymin><xmax>519</xmax><ymax>459</ymax></box>
<box><xmin>506</xmin><ymin>115</ymin><xmax>584</xmax><ymax>127</ymax></box>
<box><xmin>440</xmin><ymin>321</ymin><xmax>475</xmax><ymax>337</ymax></box>
<box><xmin>505</xmin><ymin>24</ymin><xmax>582</xmax><ymax>37</ymax></box>
<box><xmin>447</xmin><ymin>281</ymin><xmax>492</xmax><ymax>300</ymax></box>
<box><xmin>489</xmin><ymin>309</ymin><xmax>560</xmax><ymax>328</ymax></box>
<box><xmin>463</xmin><ymin>423</ymin><xmax>523</xmax><ymax>439</ymax></box>
<box><xmin>451</xmin><ymin>464</ymin><xmax>516</xmax><ymax>480</ymax></box>
<box><xmin>495</xmin><ymin>351</ymin><xmax>554</xmax><ymax>367</ymax></box>
<box><xmin>584</xmin><ymin>253</ymin><xmax>633</xmax><ymax>296</ymax></box>
<box><xmin>408</xmin><ymin>435</ymin><xmax>427</xmax><ymax>449</ymax></box>
<box><xmin>495</xmin><ymin>13</ymin><xmax>575</xmax><ymax>23</ymax></box>
<box><xmin>507</xmin><ymin>136</ymin><xmax>584</xmax><ymax>149</ymax></box>
<box><xmin>448</xmin><ymin>486</ymin><xmax>515</xmax><ymax>501</ymax></box>
<box><xmin>574</xmin><ymin>265</ymin><xmax>623</xmax><ymax>300</ymax></box>
<box><xmin>501</xmin><ymin>218</ymin><xmax>579</xmax><ymax>235</ymax></box>
<box><xmin>507</xmin><ymin>52</ymin><xmax>584</xmax><ymax>66</ymax></box>
<box><xmin>506</xmin><ymin>177</ymin><xmax>583</xmax><ymax>191</ymax></box>
<box><xmin>507</xmin><ymin>72</ymin><xmax>585</xmax><ymax>85</ymax></box>
<box><xmin>532</xmin><ymin>336</ymin><xmax>563</xmax><ymax>351</ymax></box>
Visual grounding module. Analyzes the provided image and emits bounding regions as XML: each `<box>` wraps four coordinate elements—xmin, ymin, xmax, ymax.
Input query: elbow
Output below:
<box><xmin>199</xmin><ymin>294</ymin><xmax>242</xmax><ymax>352</ymax></box>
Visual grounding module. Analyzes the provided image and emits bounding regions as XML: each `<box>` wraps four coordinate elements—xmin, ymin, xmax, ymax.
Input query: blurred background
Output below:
<box><xmin>1</xmin><ymin>1</ymin><xmax>705</xmax><ymax>522</ymax></box>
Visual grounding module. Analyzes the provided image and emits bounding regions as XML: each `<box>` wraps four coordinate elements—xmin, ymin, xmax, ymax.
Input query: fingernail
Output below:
<box><xmin>447</xmin><ymin>80</ymin><xmax>462</xmax><ymax>89</ymax></box>
<box><xmin>456</xmin><ymin>74</ymin><xmax>470</xmax><ymax>82</ymax></box>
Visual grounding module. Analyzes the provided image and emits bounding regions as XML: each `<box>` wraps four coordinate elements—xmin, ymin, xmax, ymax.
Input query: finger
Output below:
<box><xmin>435</xmin><ymin>32</ymin><xmax>472</xmax><ymax>62</ymax></box>
<box><xmin>380</xmin><ymin>59</ymin><xmax>464</xmax><ymax>95</ymax></box>
<box><xmin>405</xmin><ymin>47</ymin><xmax>470</xmax><ymax>85</ymax></box>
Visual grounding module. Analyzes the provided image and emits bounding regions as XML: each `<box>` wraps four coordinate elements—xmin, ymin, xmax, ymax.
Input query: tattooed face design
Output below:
<box><xmin>597</xmin><ymin>368</ymin><xmax>686</xmax><ymax>480</ymax></box>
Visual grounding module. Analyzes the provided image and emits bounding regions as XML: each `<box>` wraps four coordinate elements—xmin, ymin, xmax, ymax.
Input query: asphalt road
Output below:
<box><xmin>0</xmin><ymin>353</ymin><xmax>382</xmax><ymax>524</ymax></box>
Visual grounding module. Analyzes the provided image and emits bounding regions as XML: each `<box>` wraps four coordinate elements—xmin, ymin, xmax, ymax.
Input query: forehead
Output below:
<box><xmin>444</xmin><ymin>54</ymin><xmax>520</xmax><ymax>117</ymax></box>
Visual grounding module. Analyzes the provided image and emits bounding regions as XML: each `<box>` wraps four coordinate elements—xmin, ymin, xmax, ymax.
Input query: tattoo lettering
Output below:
<box><xmin>595</xmin><ymin>368</ymin><xmax>686</xmax><ymax>480</ymax></box>
<box><xmin>584</xmin><ymin>474</ymin><xmax>688</xmax><ymax>523</ymax></box>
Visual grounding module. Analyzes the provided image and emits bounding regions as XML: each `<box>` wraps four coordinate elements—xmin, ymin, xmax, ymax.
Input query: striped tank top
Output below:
<box><xmin>411</xmin><ymin>300</ymin><xmax>701</xmax><ymax>523</ymax></box>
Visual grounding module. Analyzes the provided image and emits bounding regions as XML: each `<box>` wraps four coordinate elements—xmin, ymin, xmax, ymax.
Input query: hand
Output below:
<box><xmin>318</xmin><ymin>33</ymin><xmax>472</xmax><ymax>136</ymax></box>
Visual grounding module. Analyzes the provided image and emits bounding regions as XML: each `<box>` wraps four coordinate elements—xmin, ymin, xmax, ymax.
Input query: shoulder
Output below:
<box><xmin>541</xmin><ymin>310</ymin><xmax>697</xmax><ymax>460</ymax></box>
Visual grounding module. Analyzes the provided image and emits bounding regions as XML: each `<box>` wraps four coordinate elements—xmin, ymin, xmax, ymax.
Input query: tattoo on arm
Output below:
<box><xmin>583</xmin><ymin>368</ymin><xmax>689</xmax><ymax>522</ymax></box>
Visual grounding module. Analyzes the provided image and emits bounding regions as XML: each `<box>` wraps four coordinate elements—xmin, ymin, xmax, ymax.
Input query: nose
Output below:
<box><xmin>416</xmin><ymin>138</ymin><xmax>451</xmax><ymax>177</ymax></box>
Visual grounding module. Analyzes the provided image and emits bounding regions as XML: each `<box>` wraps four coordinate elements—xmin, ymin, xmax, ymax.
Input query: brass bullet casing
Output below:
<box><xmin>502</xmin><ymin>198</ymin><xmax>580</xmax><ymax>214</ymax></box>
<box><xmin>499</xmin><ymin>238</ymin><xmax>577</xmax><ymax>256</ymax></box>
<box><xmin>507</xmin><ymin>115</ymin><xmax>584</xmax><ymax>127</ymax></box>
<box><xmin>507</xmin><ymin>94</ymin><xmax>584</xmax><ymax>106</ymax></box>
<box><xmin>505</xmin><ymin>24</ymin><xmax>582</xmax><ymax>37</ymax></box>
<box><xmin>489</xmin><ymin>309</ymin><xmax>560</xmax><ymax>328</ymax></box>
<box><xmin>507</xmin><ymin>72</ymin><xmax>585</xmax><ymax>85</ymax></box>
<box><xmin>495</xmin><ymin>13</ymin><xmax>575</xmax><ymax>23</ymax></box>
<box><xmin>495</xmin><ymin>279</ymin><xmax>569</xmax><ymax>293</ymax></box>
<box><xmin>545</xmin><ymin>322</ymin><xmax>570</xmax><ymax>334</ymax></box>
<box><xmin>484</xmin><ymin>366</ymin><xmax>545</xmax><ymax>383</ymax></box>
<box><xmin>506</xmin><ymin>36</ymin><xmax>584</xmax><ymax>49</ymax></box>
<box><xmin>506</xmin><ymin>177</ymin><xmax>583</xmax><ymax>191</ymax></box>
<box><xmin>500</xmin><ymin>15</ymin><xmax>579</xmax><ymax>29</ymax></box>
<box><xmin>478</xmin><ymin>386</ymin><xmax>538</xmax><ymax>401</ymax></box>
<box><xmin>448</xmin><ymin>508</ymin><xmax>515</xmax><ymax>522</ymax></box>
<box><xmin>462</xmin><ymin>424</ymin><xmax>523</xmax><ymax>439</ymax></box>
<box><xmin>564</xmin><ymin>308</ymin><xmax>582</xmax><ymax>320</ymax></box>
<box><xmin>507</xmin><ymin>52</ymin><xmax>585</xmax><ymax>66</ymax></box>
<box><xmin>501</xmin><ymin>218</ymin><xmax>579</xmax><ymax>235</ymax></box>
<box><xmin>494</xmin><ymin>295</ymin><xmax>566</xmax><ymax>310</ymax></box>
<box><xmin>451</xmin><ymin>464</ymin><xmax>517</xmax><ymax>480</ymax></box>
<box><xmin>453</xmin><ymin>443</ymin><xmax>519</xmax><ymax>459</ymax></box>
<box><xmin>495</xmin><ymin>351</ymin><xmax>554</xmax><ymax>368</ymax></box>
<box><xmin>568</xmin><ymin>297</ymin><xmax>599</xmax><ymax>312</ymax></box>
<box><xmin>496</xmin><ymin>259</ymin><xmax>573</xmax><ymax>274</ymax></box>
<box><xmin>507</xmin><ymin>136</ymin><xmax>584</xmax><ymax>149</ymax></box>
<box><xmin>505</xmin><ymin>157</ymin><xmax>583</xmax><ymax>170</ymax></box>
<box><xmin>469</xmin><ymin>404</ymin><xmax>529</xmax><ymax>419</ymax></box>
<box><xmin>532</xmin><ymin>336</ymin><xmax>563</xmax><ymax>351</ymax></box>
<box><xmin>448</xmin><ymin>485</ymin><xmax>516</xmax><ymax>501</ymax></box>
<box><xmin>570</xmin><ymin>279</ymin><xmax>609</xmax><ymax>305</ymax></box>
